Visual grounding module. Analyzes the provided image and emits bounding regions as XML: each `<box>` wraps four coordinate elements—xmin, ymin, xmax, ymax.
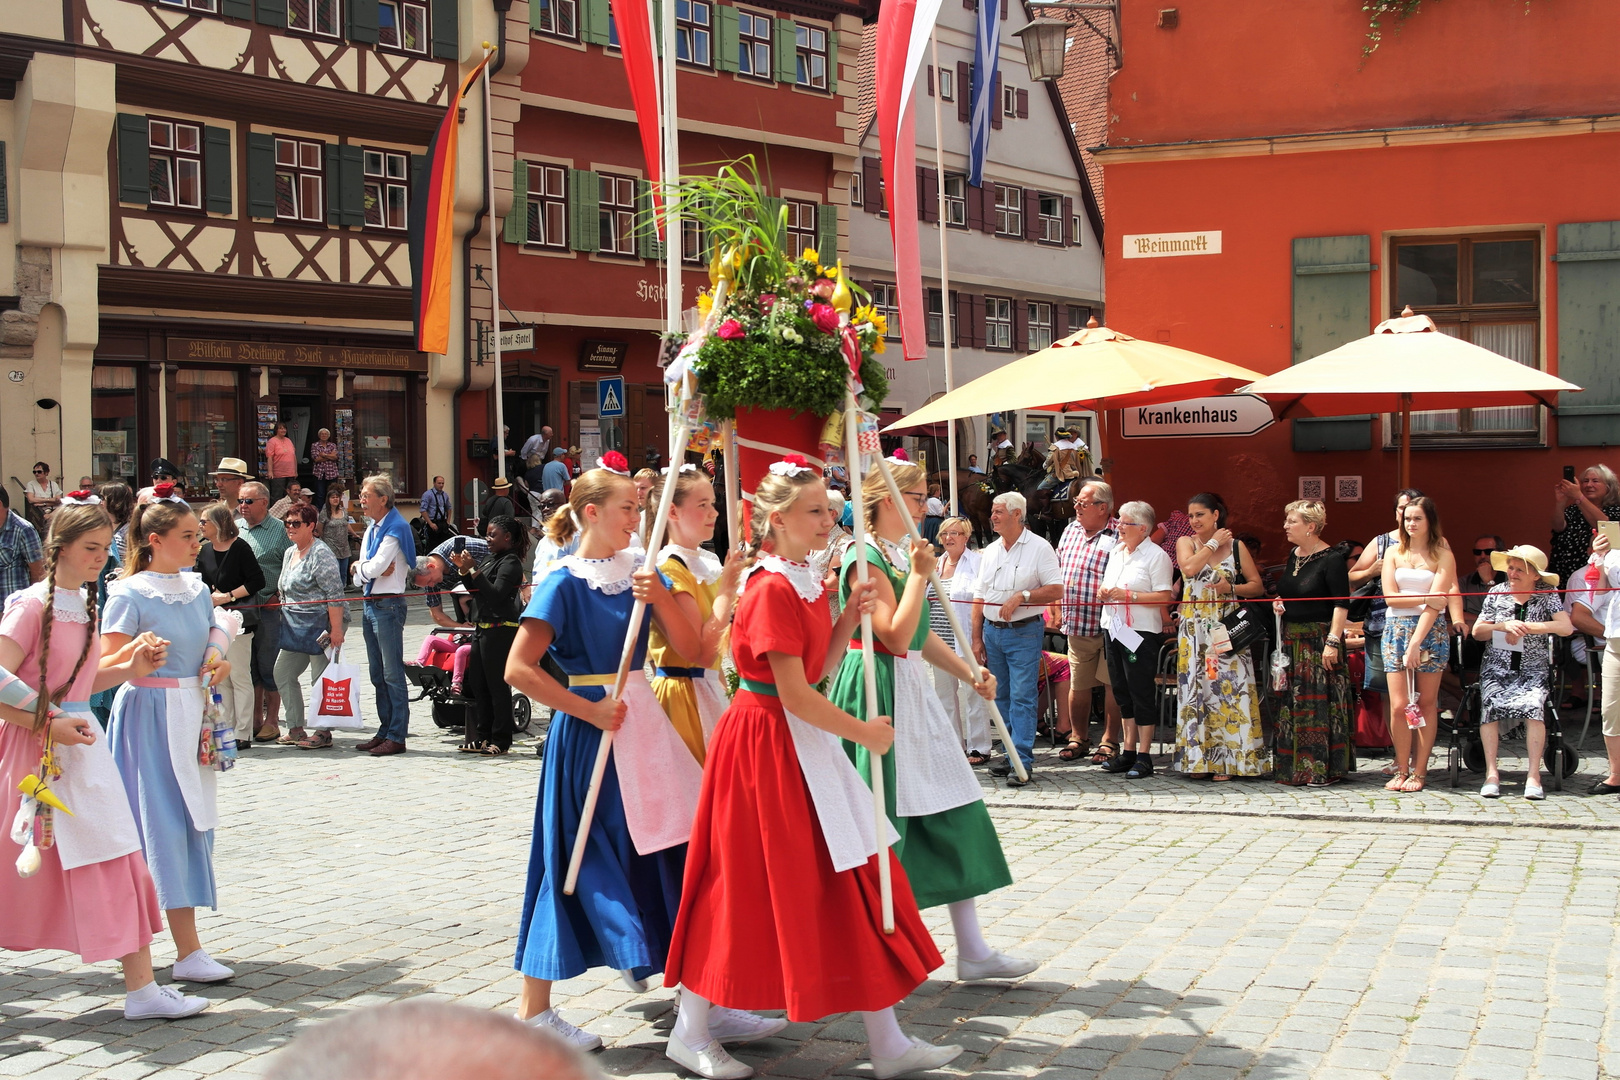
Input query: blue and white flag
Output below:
<box><xmin>967</xmin><ymin>0</ymin><xmax>1000</xmax><ymax>188</ymax></box>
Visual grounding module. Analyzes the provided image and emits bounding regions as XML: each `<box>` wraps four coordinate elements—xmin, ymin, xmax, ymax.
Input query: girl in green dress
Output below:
<box><xmin>829</xmin><ymin>460</ymin><xmax>1037</xmax><ymax>981</ymax></box>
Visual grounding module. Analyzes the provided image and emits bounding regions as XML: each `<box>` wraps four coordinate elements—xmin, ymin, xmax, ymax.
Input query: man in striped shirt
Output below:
<box><xmin>1055</xmin><ymin>480</ymin><xmax>1123</xmax><ymax>761</ymax></box>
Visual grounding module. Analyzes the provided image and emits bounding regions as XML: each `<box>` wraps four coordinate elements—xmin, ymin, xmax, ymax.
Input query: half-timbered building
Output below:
<box><xmin>1</xmin><ymin>0</ymin><xmax>490</xmax><ymax>506</ymax></box>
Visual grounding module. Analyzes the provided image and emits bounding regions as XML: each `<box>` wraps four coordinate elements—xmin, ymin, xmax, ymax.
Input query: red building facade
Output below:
<box><xmin>462</xmin><ymin>0</ymin><xmax>865</xmax><ymax>483</ymax></box>
<box><xmin>1094</xmin><ymin>0</ymin><xmax>1620</xmax><ymax>553</ymax></box>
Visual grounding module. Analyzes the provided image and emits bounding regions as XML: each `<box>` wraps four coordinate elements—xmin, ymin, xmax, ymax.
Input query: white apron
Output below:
<box><xmin>612</xmin><ymin>671</ymin><xmax>704</xmax><ymax>855</ymax></box>
<box><xmin>139</xmin><ymin>676</ymin><xmax>219</xmax><ymax>834</ymax></box>
<box><xmin>783</xmin><ymin>708</ymin><xmax>900</xmax><ymax>873</ymax></box>
<box><xmin>891</xmin><ymin>651</ymin><xmax>985</xmax><ymax>818</ymax></box>
<box><xmin>48</xmin><ymin>706</ymin><xmax>143</xmax><ymax>871</ymax></box>
<box><xmin>690</xmin><ymin>669</ymin><xmax>729</xmax><ymax>743</ymax></box>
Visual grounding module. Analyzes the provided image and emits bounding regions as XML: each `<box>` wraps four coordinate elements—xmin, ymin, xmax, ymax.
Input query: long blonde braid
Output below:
<box><xmin>32</xmin><ymin>504</ymin><xmax>110</xmax><ymax>732</ymax></box>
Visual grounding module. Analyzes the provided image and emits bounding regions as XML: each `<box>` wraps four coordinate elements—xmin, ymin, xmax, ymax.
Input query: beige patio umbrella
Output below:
<box><xmin>1241</xmin><ymin>308</ymin><xmax>1584</xmax><ymax>488</ymax></box>
<box><xmin>884</xmin><ymin>318</ymin><xmax>1268</xmax><ymax>477</ymax></box>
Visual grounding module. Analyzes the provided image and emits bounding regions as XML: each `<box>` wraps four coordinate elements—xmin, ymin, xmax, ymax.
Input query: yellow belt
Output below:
<box><xmin>570</xmin><ymin>674</ymin><xmax>617</xmax><ymax>687</ymax></box>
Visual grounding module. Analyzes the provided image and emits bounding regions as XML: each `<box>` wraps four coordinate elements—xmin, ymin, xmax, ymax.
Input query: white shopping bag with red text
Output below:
<box><xmin>307</xmin><ymin>648</ymin><xmax>365</xmax><ymax>730</ymax></box>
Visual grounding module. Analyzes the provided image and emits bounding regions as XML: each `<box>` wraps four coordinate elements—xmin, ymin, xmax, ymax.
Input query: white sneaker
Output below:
<box><xmin>171</xmin><ymin>950</ymin><xmax>234</xmax><ymax>984</ymax></box>
<box><xmin>519</xmin><ymin>1008</ymin><xmax>603</xmax><ymax>1051</ymax></box>
<box><xmin>1480</xmin><ymin>781</ymin><xmax>1501</xmax><ymax>798</ymax></box>
<box><xmin>124</xmin><ymin>983</ymin><xmax>210</xmax><ymax>1020</ymax></box>
<box><xmin>620</xmin><ymin>969</ymin><xmax>650</xmax><ymax>993</ymax></box>
<box><xmin>956</xmin><ymin>950</ymin><xmax>1039</xmax><ymax>981</ymax></box>
<box><xmin>666</xmin><ymin>1033</ymin><xmax>755</xmax><ymax>1079</ymax></box>
<box><xmin>1525</xmin><ymin>784</ymin><xmax>1545</xmax><ymax>801</ymax></box>
<box><xmin>870</xmin><ymin>1036</ymin><xmax>964</xmax><ymax>1079</ymax></box>
<box><xmin>707</xmin><ymin>1006</ymin><xmax>788</xmax><ymax>1044</ymax></box>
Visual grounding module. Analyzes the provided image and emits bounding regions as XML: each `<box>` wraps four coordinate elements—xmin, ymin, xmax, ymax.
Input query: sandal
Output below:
<box><xmin>1090</xmin><ymin>741</ymin><xmax>1118</xmax><ymax>766</ymax></box>
<box><xmin>1401</xmin><ymin>774</ymin><xmax>1426</xmax><ymax>792</ymax></box>
<box><xmin>479</xmin><ymin>744</ymin><xmax>509</xmax><ymax>756</ymax></box>
<box><xmin>276</xmin><ymin>728</ymin><xmax>306</xmax><ymax>746</ymax></box>
<box><xmin>297</xmin><ymin>731</ymin><xmax>333</xmax><ymax>749</ymax></box>
<box><xmin>1057</xmin><ymin>738</ymin><xmax>1091</xmax><ymax>761</ymax></box>
<box><xmin>966</xmin><ymin>751</ymin><xmax>989</xmax><ymax>767</ymax></box>
<box><xmin>458</xmin><ymin>741</ymin><xmax>485</xmax><ymax>754</ymax></box>
<box><xmin>1212</xmin><ymin>774</ymin><xmax>1235</xmax><ymax>783</ymax></box>
<box><xmin>1385</xmin><ymin>774</ymin><xmax>1409</xmax><ymax>791</ymax></box>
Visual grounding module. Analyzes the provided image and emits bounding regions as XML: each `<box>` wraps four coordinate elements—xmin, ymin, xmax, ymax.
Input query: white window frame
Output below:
<box><xmin>985</xmin><ymin>296</ymin><xmax>1013</xmax><ymax>350</ymax></box>
<box><xmin>993</xmin><ymin>183</ymin><xmax>1022</xmax><ymax>237</ymax></box>
<box><xmin>147</xmin><ymin>118</ymin><xmax>205</xmax><ymax>212</ymax></box>
<box><xmin>676</xmin><ymin>0</ymin><xmax>712</xmax><ymax>67</ymax></box>
<box><xmin>872</xmin><ymin>282</ymin><xmax>902</xmax><ymax>341</ymax></box>
<box><xmin>943</xmin><ymin>174</ymin><xmax>967</xmax><ymax>228</ymax></box>
<box><xmin>737</xmin><ymin>10</ymin><xmax>773</xmax><ymax>81</ymax></box>
<box><xmin>597</xmin><ymin>173</ymin><xmax>639</xmax><ymax>257</ymax></box>
<box><xmin>849</xmin><ymin>171</ymin><xmax>863</xmax><ymax>208</ymax></box>
<box><xmin>1002</xmin><ymin>83</ymin><xmax>1017</xmax><ymax>117</ymax></box>
<box><xmin>362</xmin><ymin>148</ymin><xmax>409</xmax><ymax>231</ymax></box>
<box><xmin>287</xmin><ymin>0</ymin><xmax>342</xmax><ymax>37</ymax></box>
<box><xmin>1028</xmin><ymin>301</ymin><xmax>1053</xmax><ymax>351</ymax></box>
<box><xmin>938</xmin><ymin>67</ymin><xmax>954</xmax><ymax>101</ymax></box>
<box><xmin>273</xmin><ymin>136</ymin><xmax>326</xmax><ymax>226</ymax></box>
<box><xmin>1037</xmin><ymin>193</ymin><xmax>1062</xmax><ymax>244</ymax></box>
<box><xmin>157</xmin><ymin>0</ymin><xmax>220</xmax><ymax>11</ymax></box>
<box><xmin>926</xmin><ymin>288</ymin><xmax>956</xmax><ymax>348</ymax></box>
<box><xmin>794</xmin><ymin>22</ymin><xmax>828</xmax><ymax>90</ymax></box>
<box><xmin>526</xmin><ymin>163</ymin><xmax>568</xmax><ymax>249</ymax></box>
<box><xmin>784</xmin><ymin>199</ymin><xmax>818</xmax><ymax>258</ymax></box>
<box><xmin>533</xmin><ymin>0</ymin><xmax>578</xmax><ymax>40</ymax></box>
<box><xmin>378</xmin><ymin>0</ymin><xmax>428</xmax><ymax>53</ymax></box>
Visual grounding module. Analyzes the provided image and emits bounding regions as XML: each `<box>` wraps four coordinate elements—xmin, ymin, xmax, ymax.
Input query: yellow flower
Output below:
<box><xmin>854</xmin><ymin>304</ymin><xmax>888</xmax><ymax>339</ymax></box>
<box><xmin>801</xmin><ymin>247</ymin><xmax>820</xmax><ymax>266</ymax></box>
<box><xmin>872</xmin><ymin>336</ymin><xmax>886</xmax><ymax>355</ymax></box>
<box><xmin>696</xmin><ymin>290</ymin><xmax>714</xmax><ymax>318</ymax></box>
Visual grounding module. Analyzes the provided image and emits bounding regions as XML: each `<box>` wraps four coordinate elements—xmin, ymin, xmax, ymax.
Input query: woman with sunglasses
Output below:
<box><xmin>273</xmin><ymin>505</ymin><xmax>348</xmax><ymax>749</ymax></box>
<box><xmin>25</xmin><ymin>463</ymin><xmax>62</xmax><ymax>523</ymax></box>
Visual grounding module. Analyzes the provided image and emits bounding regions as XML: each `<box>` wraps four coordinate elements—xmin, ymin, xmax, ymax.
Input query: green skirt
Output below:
<box><xmin>829</xmin><ymin>647</ymin><xmax>1013</xmax><ymax>910</ymax></box>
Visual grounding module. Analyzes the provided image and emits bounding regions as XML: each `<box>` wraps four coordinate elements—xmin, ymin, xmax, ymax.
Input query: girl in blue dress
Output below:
<box><xmin>504</xmin><ymin>463</ymin><xmax>773</xmax><ymax>1059</ymax></box>
<box><xmin>104</xmin><ymin>489</ymin><xmax>239</xmax><ymax>985</ymax></box>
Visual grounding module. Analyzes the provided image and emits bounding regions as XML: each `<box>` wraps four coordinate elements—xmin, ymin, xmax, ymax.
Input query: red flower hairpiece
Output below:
<box><xmin>598</xmin><ymin>451</ymin><xmax>631</xmax><ymax>476</ymax></box>
<box><xmin>150</xmin><ymin>482</ymin><xmax>187</xmax><ymax>505</ymax></box>
<box><xmin>60</xmin><ymin>490</ymin><xmax>101</xmax><ymax>506</ymax></box>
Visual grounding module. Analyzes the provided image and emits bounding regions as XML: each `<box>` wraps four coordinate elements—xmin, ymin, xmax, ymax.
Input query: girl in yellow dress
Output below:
<box><xmin>644</xmin><ymin>465</ymin><xmax>741</xmax><ymax>764</ymax></box>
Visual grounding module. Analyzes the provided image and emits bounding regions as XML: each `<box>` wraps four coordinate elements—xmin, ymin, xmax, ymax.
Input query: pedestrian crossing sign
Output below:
<box><xmin>597</xmin><ymin>376</ymin><xmax>626</xmax><ymax>418</ymax></box>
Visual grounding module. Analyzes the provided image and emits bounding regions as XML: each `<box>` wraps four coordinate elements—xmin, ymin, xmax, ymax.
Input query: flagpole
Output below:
<box><xmin>482</xmin><ymin>44</ymin><xmax>507</xmax><ymax>483</ymax></box>
<box><xmin>660</xmin><ymin>0</ymin><xmax>680</xmax><ymax>340</ymax></box>
<box><xmin>930</xmin><ymin>31</ymin><xmax>957</xmax><ymax>519</ymax></box>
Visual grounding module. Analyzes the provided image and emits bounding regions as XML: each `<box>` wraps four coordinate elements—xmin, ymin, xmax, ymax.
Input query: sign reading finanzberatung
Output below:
<box><xmin>1121</xmin><ymin>394</ymin><xmax>1274</xmax><ymax>439</ymax></box>
<box><xmin>1122</xmin><ymin>231</ymin><xmax>1222</xmax><ymax>259</ymax></box>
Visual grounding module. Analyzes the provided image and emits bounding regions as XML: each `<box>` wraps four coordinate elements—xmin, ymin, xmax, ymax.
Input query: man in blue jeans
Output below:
<box><xmin>971</xmin><ymin>493</ymin><xmax>1063</xmax><ymax>785</ymax></box>
<box><xmin>352</xmin><ymin>474</ymin><xmax>417</xmax><ymax>756</ymax></box>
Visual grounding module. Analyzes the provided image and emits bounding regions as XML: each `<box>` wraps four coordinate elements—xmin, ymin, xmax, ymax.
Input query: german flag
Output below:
<box><xmin>410</xmin><ymin>50</ymin><xmax>494</xmax><ymax>356</ymax></box>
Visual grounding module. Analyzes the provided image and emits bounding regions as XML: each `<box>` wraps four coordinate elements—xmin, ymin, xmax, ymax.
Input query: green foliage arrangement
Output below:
<box><xmin>668</xmin><ymin>159</ymin><xmax>888</xmax><ymax>422</ymax></box>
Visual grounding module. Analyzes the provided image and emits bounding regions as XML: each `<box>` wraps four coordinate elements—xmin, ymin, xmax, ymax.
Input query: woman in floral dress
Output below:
<box><xmin>1173</xmin><ymin>492</ymin><xmax>1271</xmax><ymax>780</ymax></box>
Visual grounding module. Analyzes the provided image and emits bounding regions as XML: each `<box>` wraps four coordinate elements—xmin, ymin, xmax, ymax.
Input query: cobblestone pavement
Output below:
<box><xmin>4</xmin><ymin>608</ymin><xmax>1618</xmax><ymax>1079</ymax></box>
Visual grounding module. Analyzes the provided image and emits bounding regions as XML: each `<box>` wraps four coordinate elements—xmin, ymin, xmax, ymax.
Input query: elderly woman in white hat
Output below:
<box><xmin>1471</xmin><ymin>544</ymin><xmax>1573</xmax><ymax>800</ymax></box>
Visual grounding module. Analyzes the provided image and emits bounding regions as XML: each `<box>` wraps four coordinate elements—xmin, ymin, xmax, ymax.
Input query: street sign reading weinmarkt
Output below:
<box><xmin>597</xmin><ymin>376</ymin><xmax>626</xmax><ymax>418</ymax></box>
<box><xmin>1121</xmin><ymin>394</ymin><xmax>1274</xmax><ymax>439</ymax></box>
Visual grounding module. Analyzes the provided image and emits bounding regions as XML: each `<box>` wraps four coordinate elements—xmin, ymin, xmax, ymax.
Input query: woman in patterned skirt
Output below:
<box><xmin>1173</xmin><ymin>492</ymin><xmax>1271</xmax><ymax>780</ymax></box>
<box><xmin>1271</xmin><ymin>500</ymin><xmax>1355</xmax><ymax>786</ymax></box>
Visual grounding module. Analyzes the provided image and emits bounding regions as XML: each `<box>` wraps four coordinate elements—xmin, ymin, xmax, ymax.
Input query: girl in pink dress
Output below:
<box><xmin>0</xmin><ymin>498</ymin><xmax>209</xmax><ymax>1019</ymax></box>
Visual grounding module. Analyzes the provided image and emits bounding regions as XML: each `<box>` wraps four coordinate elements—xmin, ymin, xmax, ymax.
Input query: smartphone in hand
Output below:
<box><xmin>1565</xmin><ymin>465</ymin><xmax>1578</xmax><ymax>483</ymax></box>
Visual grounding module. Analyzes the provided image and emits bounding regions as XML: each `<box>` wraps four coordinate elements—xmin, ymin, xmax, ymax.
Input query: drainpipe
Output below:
<box><xmin>453</xmin><ymin>0</ymin><xmax>511</xmax><ymax>524</ymax></box>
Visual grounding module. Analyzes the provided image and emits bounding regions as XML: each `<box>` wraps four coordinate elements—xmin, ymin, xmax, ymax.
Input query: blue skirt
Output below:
<box><xmin>107</xmin><ymin>686</ymin><xmax>217</xmax><ymax>911</ymax></box>
<box><xmin>515</xmin><ymin>707</ymin><xmax>684</xmax><ymax>982</ymax></box>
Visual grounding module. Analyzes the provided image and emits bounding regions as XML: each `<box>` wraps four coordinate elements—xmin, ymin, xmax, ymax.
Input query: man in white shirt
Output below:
<box><xmin>1585</xmin><ymin>531</ymin><xmax>1620</xmax><ymax>795</ymax></box>
<box><xmin>520</xmin><ymin>426</ymin><xmax>554</xmax><ymax>469</ymax></box>
<box><xmin>972</xmin><ymin>492</ymin><xmax>1063</xmax><ymax>783</ymax></box>
<box><xmin>352</xmin><ymin>474</ymin><xmax>416</xmax><ymax>756</ymax></box>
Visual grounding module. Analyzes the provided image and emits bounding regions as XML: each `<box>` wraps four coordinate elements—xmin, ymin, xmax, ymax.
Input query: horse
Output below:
<box><xmin>993</xmin><ymin>444</ymin><xmax>1066</xmax><ymax>544</ymax></box>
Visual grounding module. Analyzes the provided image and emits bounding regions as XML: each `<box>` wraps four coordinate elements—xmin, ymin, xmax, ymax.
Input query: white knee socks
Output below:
<box><xmin>861</xmin><ymin>1007</ymin><xmax>911</xmax><ymax>1060</ymax></box>
<box><xmin>948</xmin><ymin>899</ymin><xmax>992</xmax><ymax>962</ymax></box>
<box><xmin>673</xmin><ymin>987</ymin><xmax>712</xmax><ymax>1049</ymax></box>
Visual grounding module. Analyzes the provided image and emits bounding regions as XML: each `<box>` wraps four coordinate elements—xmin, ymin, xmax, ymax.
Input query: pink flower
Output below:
<box><xmin>809</xmin><ymin>303</ymin><xmax>841</xmax><ymax>335</ymax></box>
<box><xmin>810</xmin><ymin>278</ymin><xmax>835</xmax><ymax>300</ymax></box>
<box><xmin>717</xmin><ymin>319</ymin><xmax>745</xmax><ymax>340</ymax></box>
<box><xmin>759</xmin><ymin>293</ymin><xmax>778</xmax><ymax>313</ymax></box>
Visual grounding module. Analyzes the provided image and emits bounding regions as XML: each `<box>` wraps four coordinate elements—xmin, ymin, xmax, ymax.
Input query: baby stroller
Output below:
<box><xmin>1443</xmin><ymin>632</ymin><xmax>1577</xmax><ymax>790</ymax></box>
<box><xmin>404</xmin><ymin>629</ymin><xmax>534</xmax><ymax>739</ymax></box>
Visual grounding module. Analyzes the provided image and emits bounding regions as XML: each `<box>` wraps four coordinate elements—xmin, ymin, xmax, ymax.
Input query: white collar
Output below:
<box><xmin>113</xmin><ymin>571</ymin><xmax>209</xmax><ymax>605</ymax></box>
<box><xmin>556</xmin><ymin>550</ymin><xmax>641</xmax><ymax>595</ymax></box>
<box><xmin>874</xmin><ymin>534</ymin><xmax>910</xmax><ymax>573</ymax></box>
<box><xmin>997</xmin><ymin>528</ymin><xmax>1029</xmax><ymax>552</ymax></box>
<box><xmin>657</xmin><ymin>543</ymin><xmax>722</xmax><ymax>585</ymax></box>
<box><xmin>5</xmin><ymin>582</ymin><xmax>90</xmax><ymax>624</ymax></box>
<box><xmin>747</xmin><ymin>553</ymin><xmax>824</xmax><ymax>603</ymax></box>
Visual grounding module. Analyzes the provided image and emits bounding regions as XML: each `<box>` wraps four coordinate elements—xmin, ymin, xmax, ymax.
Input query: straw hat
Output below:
<box><xmin>1490</xmin><ymin>544</ymin><xmax>1559</xmax><ymax>587</ymax></box>
<box><xmin>490</xmin><ymin>477</ymin><xmax>513</xmax><ymax>491</ymax></box>
<box><xmin>212</xmin><ymin>457</ymin><xmax>255</xmax><ymax>479</ymax></box>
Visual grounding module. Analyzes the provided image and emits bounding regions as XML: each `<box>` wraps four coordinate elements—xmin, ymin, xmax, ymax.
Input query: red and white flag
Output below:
<box><xmin>618</xmin><ymin>0</ymin><xmax>663</xmax><ymax>202</ymax></box>
<box><xmin>875</xmin><ymin>0</ymin><xmax>946</xmax><ymax>361</ymax></box>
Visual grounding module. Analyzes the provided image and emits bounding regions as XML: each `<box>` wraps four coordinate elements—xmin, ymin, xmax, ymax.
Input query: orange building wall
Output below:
<box><xmin>1110</xmin><ymin>0</ymin><xmax>1620</xmax><ymax>145</ymax></box>
<box><xmin>1102</xmin><ymin>129</ymin><xmax>1620</xmax><ymax>558</ymax></box>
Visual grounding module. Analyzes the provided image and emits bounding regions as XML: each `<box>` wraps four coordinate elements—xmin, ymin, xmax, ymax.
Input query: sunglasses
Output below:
<box><xmin>237</xmin><ymin>497</ymin><xmax>263</xmax><ymax>504</ymax></box>
<box><xmin>1474</xmin><ymin>548</ymin><xmax>1496</xmax><ymax>556</ymax></box>
<box><xmin>32</xmin><ymin>469</ymin><xmax>45</xmax><ymax>475</ymax></box>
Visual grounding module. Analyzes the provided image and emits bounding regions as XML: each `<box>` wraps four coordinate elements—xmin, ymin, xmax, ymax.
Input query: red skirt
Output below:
<box><xmin>664</xmin><ymin>692</ymin><xmax>943</xmax><ymax>1021</ymax></box>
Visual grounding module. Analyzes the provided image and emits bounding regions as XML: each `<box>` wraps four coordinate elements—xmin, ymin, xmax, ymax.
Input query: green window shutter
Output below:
<box><xmin>1553</xmin><ymin>221</ymin><xmax>1620</xmax><ymax>446</ymax></box>
<box><xmin>651</xmin><ymin>0</ymin><xmax>664</xmax><ymax>54</ymax></box>
<box><xmin>715</xmin><ymin>5</ymin><xmax>739</xmax><ymax>71</ymax></box>
<box><xmin>221</xmin><ymin>0</ymin><xmax>253</xmax><ymax>18</ymax></box>
<box><xmin>505</xmin><ymin>161</ymin><xmax>530</xmax><ymax>244</ymax></box>
<box><xmin>636</xmin><ymin>180</ymin><xmax>665</xmax><ymax>260</ymax></box>
<box><xmin>569</xmin><ymin>169</ymin><xmax>600</xmax><ymax>252</ymax></box>
<box><xmin>580</xmin><ymin>0</ymin><xmax>611</xmax><ymax>45</ymax></box>
<box><xmin>116</xmin><ymin>113</ymin><xmax>150</xmax><ymax>206</ymax></box>
<box><xmin>247</xmin><ymin>132</ymin><xmax>276</xmax><ymax>218</ymax></box>
<box><xmin>816</xmin><ymin>203</ymin><xmax>838</xmax><ymax>263</ymax></box>
<box><xmin>826</xmin><ymin>28</ymin><xmax>838</xmax><ymax>93</ymax></box>
<box><xmin>349</xmin><ymin>0</ymin><xmax>379</xmax><ymax>43</ymax></box>
<box><xmin>256</xmin><ymin>0</ymin><xmax>287</xmax><ymax>28</ymax></box>
<box><xmin>529</xmin><ymin>0</ymin><xmax>546</xmax><ymax>33</ymax></box>
<box><xmin>203</xmin><ymin>125</ymin><xmax>232</xmax><ymax>214</ymax></box>
<box><xmin>1292</xmin><ymin>234</ymin><xmax>1375</xmax><ymax>452</ymax></box>
<box><xmin>773</xmin><ymin>18</ymin><xmax>797</xmax><ymax>83</ymax></box>
<box><xmin>338</xmin><ymin>144</ymin><xmax>365</xmax><ymax>226</ymax></box>
<box><xmin>431</xmin><ymin>0</ymin><xmax>458</xmax><ymax>58</ymax></box>
<box><xmin>325</xmin><ymin>142</ymin><xmax>343</xmax><ymax>224</ymax></box>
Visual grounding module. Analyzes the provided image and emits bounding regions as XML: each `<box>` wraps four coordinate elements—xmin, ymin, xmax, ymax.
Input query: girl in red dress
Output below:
<box><xmin>664</xmin><ymin>458</ymin><xmax>962</xmax><ymax>1080</ymax></box>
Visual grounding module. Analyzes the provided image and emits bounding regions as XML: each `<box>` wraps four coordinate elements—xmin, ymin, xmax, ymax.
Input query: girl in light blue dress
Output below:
<box><xmin>105</xmin><ymin>490</ymin><xmax>240</xmax><ymax>985</ymax></box>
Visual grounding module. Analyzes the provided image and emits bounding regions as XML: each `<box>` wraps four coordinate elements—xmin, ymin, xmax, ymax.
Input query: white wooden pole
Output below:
<box><xmin>845</xmin><ymin>391</ymin><xmax>894</xmax><ymax>933</ymax></box>
<box><xmin>929</xmin><ymin>31</ymin><xmax>958</xmax><ymax>518</ymax></box>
